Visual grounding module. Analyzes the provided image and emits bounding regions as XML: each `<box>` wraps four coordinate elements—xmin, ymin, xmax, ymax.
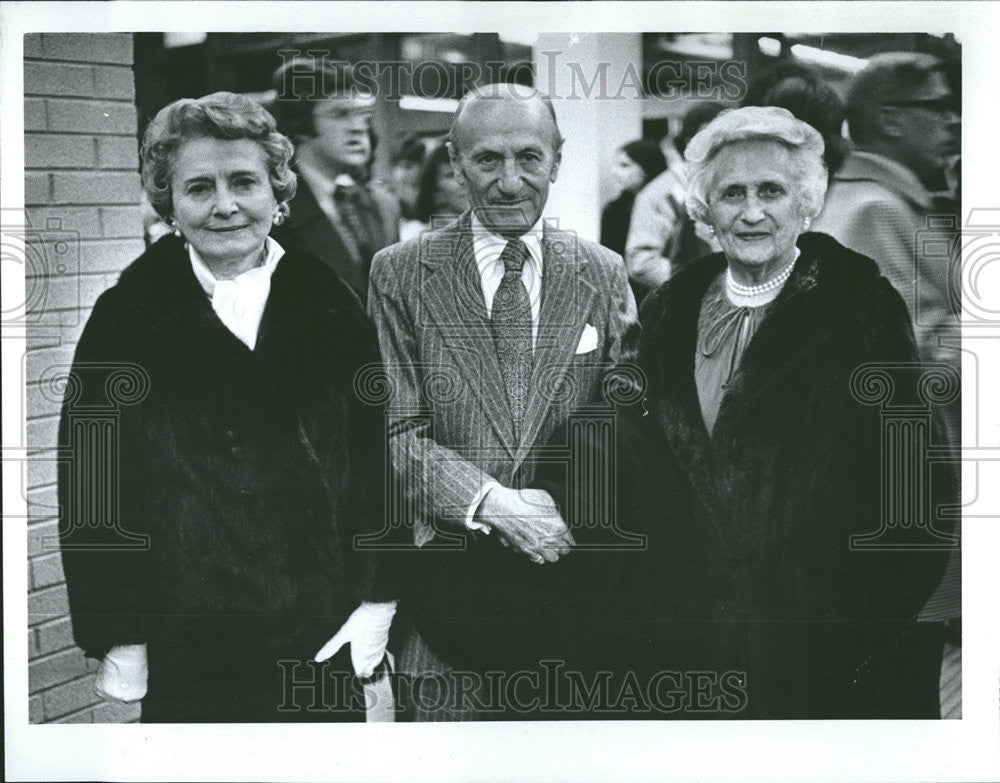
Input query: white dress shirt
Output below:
<box><xmin>295</xmin><ymin>156</ymin><xmax>357</xmax><ymax>227</ymax></box>
<box><xmin>189</xmin><ymin>236</ymin><xmax>285</xmax><ymax>350</ymax></box>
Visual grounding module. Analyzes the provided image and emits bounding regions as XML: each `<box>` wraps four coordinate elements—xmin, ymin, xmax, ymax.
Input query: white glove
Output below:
<box><xmin>94</xmin><ymin>644</ymin><xmax>148</xmax><ymax>703</ymax></box>
<box><xmin>315</xmin><ymin>601</ymin><xmax>397</xmax><ymax>678</ymax></box>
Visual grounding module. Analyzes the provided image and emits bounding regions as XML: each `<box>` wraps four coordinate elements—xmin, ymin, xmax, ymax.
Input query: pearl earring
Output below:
<box><xmin>273</xmin><ymin>202</ymin><xmax>290</xmax><ymax>226</ymax></box>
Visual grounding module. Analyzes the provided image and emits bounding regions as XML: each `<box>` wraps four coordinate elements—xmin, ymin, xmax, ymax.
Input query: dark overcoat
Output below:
<box><xmin>270</xmin><ymin>171</ymin><xmax>400</xmax><ymax>303</ymax></box>
<box><xmin>58</xmin><ymin>234</ymin><xmax>393</xmax><ymax>721</ymax></box>
<box><xmin>536</xmin><ymin>232</ymin><xmax>956</xmax><ymax>719</ymax></box>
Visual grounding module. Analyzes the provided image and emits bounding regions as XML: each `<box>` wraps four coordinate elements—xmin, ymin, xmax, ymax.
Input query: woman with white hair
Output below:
<box><xmin>541</xmin><ymin>106</ymin><xmax>954</xmax><ymax>719</ymax></box>
<box><xmin>643</xmin><ymin>105</ymin><xmax>955</xmax><ymax>717</ymax></box>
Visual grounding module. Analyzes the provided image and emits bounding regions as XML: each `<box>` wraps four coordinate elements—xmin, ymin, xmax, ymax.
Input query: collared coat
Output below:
<box><xmin>621</xmin><ymin>233</ymin><xmax>952</xmax><ymax>717</ymax></box>
<box><xmin>538</xmin><ymin>232</ymin><xmax>956</xmax><ymax>718</ymax></box>
<box><xmin>813</xmin><ymin>150</ymin><xmax>959</xmax><ymax>367</ymax></box>
<box><xmin>58</xmin><ymin>234</ymin><xmax>393</xmax><ymax>721</ymax></box>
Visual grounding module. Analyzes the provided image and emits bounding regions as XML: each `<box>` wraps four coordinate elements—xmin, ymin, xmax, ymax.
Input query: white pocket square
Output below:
<box><xmin>575</xmin><ymin>324</ymin><xmax>599</xmax><ymax>354</ymax></box>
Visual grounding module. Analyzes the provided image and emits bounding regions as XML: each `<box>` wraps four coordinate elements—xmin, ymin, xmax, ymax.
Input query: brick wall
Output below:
<box><xmin>25</xmin><ymin>33</ymin><xmax>144</xmax><ymax>724</ymax></box>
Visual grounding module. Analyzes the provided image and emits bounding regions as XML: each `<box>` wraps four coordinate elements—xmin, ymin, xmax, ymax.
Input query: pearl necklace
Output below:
<box><xmin>725</xmin><ymin>258</ymin><xmax>795</xmax><ymax>298</ymax></box>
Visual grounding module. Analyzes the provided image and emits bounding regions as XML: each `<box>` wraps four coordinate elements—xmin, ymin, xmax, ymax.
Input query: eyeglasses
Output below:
<box><xmin>883</xmin><ymin>98</ymin><xmax>958</xmax><ymax>114</ymax></box>
<box><xmin>315</xmin><ymin>106</ymin><xmax>375</xmax><ymax>120</ymax></box>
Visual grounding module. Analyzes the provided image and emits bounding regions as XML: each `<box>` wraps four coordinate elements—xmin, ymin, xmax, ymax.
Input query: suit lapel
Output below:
<box><xmin>355</xmin><ymin>185</ymin><xmax>389</xmax><ymax>252</ymax></box>
<box><xmin>420</xmin><ymin>214</ymin><xmax>518</xmax><ymax>456</ymax></box>
<box><xmin>283</xmin><ymin>175</ymin><xmax>366</xmax><ymax>294</ymax></box>
<box><xmin>514</xmin><ymin>228</ymin><xmax>596</xmax><ymax>466</ymax></box>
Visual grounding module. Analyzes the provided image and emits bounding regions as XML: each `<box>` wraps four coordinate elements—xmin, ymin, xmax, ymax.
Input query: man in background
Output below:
<box><xmin>815</xmin><ymin>52</ymin><xmax>960</xmax><ymax>375</ymax></box>
<box><xmin>270</xmin><ymin>57</ymin><xmax>399</xmax><ymax>302</ymax></box>
<box><xmin>814</xmin><ymin>51</ymin><xmax>962</xmax><ymax>712</ymax></box>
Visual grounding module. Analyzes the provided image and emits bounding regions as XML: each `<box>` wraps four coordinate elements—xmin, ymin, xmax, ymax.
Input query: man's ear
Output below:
<box><xmin>878</xmin><ymin>106</ymin><xmax>906</xmax><ymax>140</ymax></box>
<box><xmin>446</xmin><ymin>141</ymin><xmax>466</xmax><ymax>187</ymax></box>
<box><xmin>549</xmin><ymin>145</ymin><xmax>562</xmax><ymax>183</ymax></box>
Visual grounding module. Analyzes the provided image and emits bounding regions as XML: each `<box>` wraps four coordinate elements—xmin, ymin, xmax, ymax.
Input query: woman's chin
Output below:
<box><xmin>724</xmin><ymin>241</ymin><xmax>797</xmax><ymax>275</ymax></box>
<box><xmin>192</xmin><ymin>235</ymin><xmax>264</xmax><ymax>265</ymax></box>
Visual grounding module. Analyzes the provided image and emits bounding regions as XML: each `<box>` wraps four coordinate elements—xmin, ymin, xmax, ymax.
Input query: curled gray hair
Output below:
<box><xmin>684</xmin><ymin>106</ymin><xmax>827</xmax><ymax>227</ymax></box>
<box><xmin>141</xmin><ymin>91</ymin><xmax>297</xmax><ymax>219</ymax></box>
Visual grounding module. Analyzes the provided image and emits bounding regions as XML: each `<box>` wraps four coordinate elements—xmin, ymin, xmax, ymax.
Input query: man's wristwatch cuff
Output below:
<box><xmin>356</xmin><ymin>654</ymin><xmax>392</xmax><ymax>686</ymax></box>
<box><xmin>464</xmin><ymin>480</ymin><xmax>502</xmax><ymax>532</ymax></box>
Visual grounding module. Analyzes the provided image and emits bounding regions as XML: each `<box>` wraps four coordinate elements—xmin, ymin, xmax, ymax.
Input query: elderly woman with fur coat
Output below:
<box><xmin>58</xmin><ymin>92</ymin><xmax>397</xmax><ymax>722</ymax></box>
<box><xmin>538</xmin><ymin>106</ymin><xmax>956</xmax><ymax>719</ymax></box>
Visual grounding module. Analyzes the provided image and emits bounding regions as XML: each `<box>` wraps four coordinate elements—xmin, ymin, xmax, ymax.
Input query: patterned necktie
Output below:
<box><xmin>491</xmin><ymin>239</ymin><xmax>533</xmax><ymax>438</ymax></box>
<box><xmin>333</xmin><ymin>182</ymin><xmax>375</xmax><ymax>263</ymax></box>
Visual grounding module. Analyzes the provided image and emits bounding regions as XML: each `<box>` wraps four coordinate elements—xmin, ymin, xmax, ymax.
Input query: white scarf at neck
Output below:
<box><xmin>188</xmin><ymin>236</ymin><xmax>286</xmax><ymax>349</ymax></box>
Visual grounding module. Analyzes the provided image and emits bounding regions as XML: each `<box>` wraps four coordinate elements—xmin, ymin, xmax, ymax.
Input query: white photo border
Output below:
<box><xmin>3</xmin><ymin>2</ymin><xmax>998</xmax><ymax>781</ymax></box>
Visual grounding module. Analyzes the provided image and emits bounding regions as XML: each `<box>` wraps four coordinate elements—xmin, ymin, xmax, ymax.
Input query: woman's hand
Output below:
<box><xmin>314</xmin><ymin>602</ymin><xmax>397</xmax><ymax>678</ymax></box>
<box><xmin>94</xmin><ymin>644</ymin><xmax>148</xmax><ymax>703</ymax></box>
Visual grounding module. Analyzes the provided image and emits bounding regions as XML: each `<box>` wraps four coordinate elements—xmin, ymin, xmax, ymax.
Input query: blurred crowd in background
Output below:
<box><xmin>142</xmin><ymin>38</ymin><xmax>961</xmax><ymax>444</ymax></box>
<box><xmin>136</xmin><ymin>33</ymin><xmax>960</xmax><ymax>338</ymax></box>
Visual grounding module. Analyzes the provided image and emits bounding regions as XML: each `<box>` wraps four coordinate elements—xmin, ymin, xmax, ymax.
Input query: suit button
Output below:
<box><xmin>223</xmin><ymin>427</ymin><xmax>237</xmax><ymax>442</ymax></box>
<box><xmin>230</xmin><ymin>445</ymin><xmax>242</xmax><ymax>457</ymax></box>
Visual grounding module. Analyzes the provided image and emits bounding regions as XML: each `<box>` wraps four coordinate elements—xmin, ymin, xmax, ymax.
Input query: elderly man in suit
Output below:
<box><xmin>368</xmin><ymin>83</ymin><xmax>638</xmax><ymax>720</ymax></box>
<box><xmin>270</xmin><ymin>57</ymin><xmax>399</xmax><ymax>302</ymax></box>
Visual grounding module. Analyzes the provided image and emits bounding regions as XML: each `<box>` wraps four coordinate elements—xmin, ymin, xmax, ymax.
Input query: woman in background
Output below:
<box><xmin>741</xmin><ymin>60</ymin><xmax>851</xmax><ymax>177</ymax></box>
<box><xmin>399</xmin><ymin>142</ymin><xmax>469</xmax><ymax>240</ymax></box>
<box><xmin>600</xmin><ymin>139</ymin><xmax>667</xmax><ymax>257</ymax></box>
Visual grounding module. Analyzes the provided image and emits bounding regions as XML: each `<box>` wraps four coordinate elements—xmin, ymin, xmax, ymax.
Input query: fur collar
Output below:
<box><xmin>640</xmin><ymin>231</ymin><xmax>881</xmax><ymax>412</ymax></box>
<box><xmin>112</xmin><ymin>234</ymin><xmax>356</xmax><ymax>342</ymax></box>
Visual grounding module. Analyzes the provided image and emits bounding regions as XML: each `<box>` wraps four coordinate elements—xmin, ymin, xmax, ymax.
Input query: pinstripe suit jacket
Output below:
<box><xmin>368</xmin><ymin>211</ymin><xmax>639</xmax><ymax>550</ymax></box>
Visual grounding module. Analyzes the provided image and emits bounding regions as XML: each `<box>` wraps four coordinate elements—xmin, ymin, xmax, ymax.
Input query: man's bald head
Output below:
<box><xmin>445</xmin><ymin>83</ymin><xmax>564</xmax><ymax>237</ymax></box>
<box><xmin>449</xmin><ymin>83</ymin><xmax>564</xmax><ymax>156</ymax></box>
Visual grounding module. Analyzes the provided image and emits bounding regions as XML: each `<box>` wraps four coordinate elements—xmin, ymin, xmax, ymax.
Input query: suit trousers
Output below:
<box><xmin>397</xmin><ymin>627</ymin><xmax>482</xmax><ymax>721</ymax></box>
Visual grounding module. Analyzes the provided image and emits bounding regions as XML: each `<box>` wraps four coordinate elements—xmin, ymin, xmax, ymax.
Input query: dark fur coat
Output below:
<box><xmin>535</xmin><ymin>232</ymin><xmax>956</xmax><ymax>719</ymax></box>
<box><xmin>58</xmin><ymin>235</ymin><xmax>393</xmax><ymax>719</ymax></box>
